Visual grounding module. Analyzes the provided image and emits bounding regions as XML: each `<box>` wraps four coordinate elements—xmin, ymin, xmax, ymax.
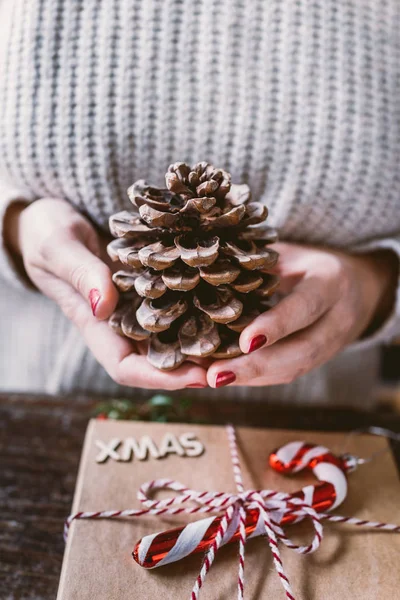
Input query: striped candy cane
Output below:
<box><xmin>133</xmin><ymin>439</ymin><xmax>357</xmax><ymax>570</ymax></box>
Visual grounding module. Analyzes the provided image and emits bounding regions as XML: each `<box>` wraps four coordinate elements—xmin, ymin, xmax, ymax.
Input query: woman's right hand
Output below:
<box><xmin>6</xmin><ymin>198</ymin><xmax>207</xmax><ymax>389</ymax></box>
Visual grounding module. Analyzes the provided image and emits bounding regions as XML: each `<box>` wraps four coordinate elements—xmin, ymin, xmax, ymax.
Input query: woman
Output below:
<box><xmin>1</xmin><ymin>0</ymin><xmax>399</xmax><ymax>406</ymax></box>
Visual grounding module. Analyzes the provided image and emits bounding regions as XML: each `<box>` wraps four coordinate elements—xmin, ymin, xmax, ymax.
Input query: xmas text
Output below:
<box><xmin>95</xmin><ymin>432</ymin><xmax>204</xmax><ymax>463</ymax></box>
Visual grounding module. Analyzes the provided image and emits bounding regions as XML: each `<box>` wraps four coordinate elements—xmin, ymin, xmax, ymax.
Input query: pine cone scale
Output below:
<box><xmin>136</xmin><ymin>294</ymin><xmax>187</xmax><ymax>333</ymax></box>
<box><xmin>175</xmin><ymin>235</ymin><xmax>220</xmax><ymax>267</ymax></box>
<box><xmin>178</xmin><ymin>315</ymin><xmax>221</xmax><ymax>357</ymax></box>
<box><xmin>162</xmin><ymin>264</ymin><xmax>200</xmax><ymax>291</ymax></box>
<box><xmin>199</xmin><ymin>260</ymin><xmax>240</xmax><ymax>286</ymax></box>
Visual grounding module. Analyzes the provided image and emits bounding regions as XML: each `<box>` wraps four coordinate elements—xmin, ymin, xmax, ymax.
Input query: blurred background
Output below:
<box><xmin>379</xmin><ymin>343</ymin><xmax>400</xmax><ymax>411</ymax></box>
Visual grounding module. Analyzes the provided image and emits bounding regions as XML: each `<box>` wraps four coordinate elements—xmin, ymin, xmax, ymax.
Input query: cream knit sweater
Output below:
<box><xmin>1</xmin><ymin>0</ymin><xmax>400</xmax><ymax>406</ymax></box>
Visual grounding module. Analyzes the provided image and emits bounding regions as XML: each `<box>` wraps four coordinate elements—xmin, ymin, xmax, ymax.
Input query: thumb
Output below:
<box><xmin>43</xmin><ymin>219</ymin><xmax>119</xmax><ymax>320</ymax></box>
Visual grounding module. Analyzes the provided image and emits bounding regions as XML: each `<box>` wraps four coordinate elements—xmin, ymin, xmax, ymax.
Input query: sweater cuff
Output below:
<box><xmin>0</xmin><ymin>181</ymin><xmax>35</xmax><ymax>290</ymax></box>
<box><xmin>345</xmin><ymin>236</ymin><xmax>400</xmax><ymax>352</ymax></box>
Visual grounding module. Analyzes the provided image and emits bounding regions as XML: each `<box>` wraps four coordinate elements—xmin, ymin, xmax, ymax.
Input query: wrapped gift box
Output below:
<box><xmin>57</xmin><ymin>419</ymin><xmax>400</xmax><ymax>599</ymax></box>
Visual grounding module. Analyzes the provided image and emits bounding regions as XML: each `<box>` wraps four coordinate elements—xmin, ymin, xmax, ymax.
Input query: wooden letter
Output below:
<box><xmin>119</xmin><ymin>436</ymin><xmax>160</xmax><ymax>461</ymax></box>
<box><xmin>179</xmin><ymin>433</ymin><xmax>205</xmax><ymax>457</ymax></box>
<box><xmin>95</xmin><ymin>438</ymin><xmax>121</xmax><ymax>463</ymax></box>
<box><xmin>158</xmin><ymin>433</ymin><xmax>185</xmax><ymax>458</ymax></box>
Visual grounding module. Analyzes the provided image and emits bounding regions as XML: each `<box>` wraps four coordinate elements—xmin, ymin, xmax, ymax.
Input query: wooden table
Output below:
<box><xmin>1</xmin><ymin>393</ymin><xmax>400</xmax><ymax>599</ymax></box>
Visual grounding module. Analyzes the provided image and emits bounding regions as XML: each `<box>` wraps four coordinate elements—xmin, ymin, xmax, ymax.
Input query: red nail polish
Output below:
<box><xmin>248</xmin><ymin>334</ymin><xmax>267</xmax><ymax>353</ymax></box>
<box><xmin>186</xmin><ymin>383</ymin><xmax>207</xmax><ymax>388</ymax></box>
<box><xmin>215</xmin><ymin>371</ymin><xmax>236</xmax><ymax>388</ymax></box>
<box><xmin>89</xmin><ymin>288</ymin><xmax>101</xmax><ymax>316</ymax></box>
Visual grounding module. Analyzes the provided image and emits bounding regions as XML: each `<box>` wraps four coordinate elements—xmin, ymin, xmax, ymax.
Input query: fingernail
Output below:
<box><xmin>215</xmin><ymin>371</ymin><xmax>236</xmax><ymax>388</ymax></box>
<box><xmin>186</xmin><ymin>383</ymin><xmax>207</xmax><ymax>388</ymax></box>
<box><xmin>89</xmin><ymin>288</ymin><xmax>101</xmax><ymax>316</ymax></box>
<box><xmin>248</xmin><ymin>334</ymin><xmax>267</xmax><ymax>353</ymax></box>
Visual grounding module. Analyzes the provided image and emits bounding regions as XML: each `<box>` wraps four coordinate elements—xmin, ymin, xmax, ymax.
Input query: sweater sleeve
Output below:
<box><xmin>345</xmin><ymin>235</ymin><xmax>400</xmax><ymax>352</ymax></box>
<box><xmin>0</xmin><ymin>180</ymin><xmax>36</xmax><ymax>290</ymax></box>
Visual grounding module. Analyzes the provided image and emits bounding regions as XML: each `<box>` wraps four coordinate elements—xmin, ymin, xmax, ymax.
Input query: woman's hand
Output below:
<box><xmin>207</xmin><ymin>242</ymin><xmax>398</xmax><ymax>388</ymax></box>
<box><xmin>7</xmin><ymin>198</ymin><xmax>207</xmax><ymax>389</ymax></box>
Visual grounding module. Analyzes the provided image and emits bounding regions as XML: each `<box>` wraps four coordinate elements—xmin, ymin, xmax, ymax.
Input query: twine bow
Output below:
<box><xmin>65</xmin><ymin>425</ymin><xmax>400</xmax><ymax>600</ymax></box>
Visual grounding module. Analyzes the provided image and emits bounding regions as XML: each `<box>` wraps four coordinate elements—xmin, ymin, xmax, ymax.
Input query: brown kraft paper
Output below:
<box><xmin>57</xmin><ymin>419</ymin><xmax>400</xmax><ymax>600</ymax></box>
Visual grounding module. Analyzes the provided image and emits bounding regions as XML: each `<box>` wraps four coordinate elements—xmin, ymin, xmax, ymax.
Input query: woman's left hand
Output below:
<box><xmin>206</xmin><ymin>242</ymin><xmax>398</xmax><ymax>388</ymax></box>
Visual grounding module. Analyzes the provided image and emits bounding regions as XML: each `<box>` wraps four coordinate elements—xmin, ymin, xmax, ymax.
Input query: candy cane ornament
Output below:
<box><xmin>132</xmin><ymin>441</ymin><xmax>358</xmax><ymax>569</ymax></box>
<box><xmin>268</xmin><ymin>441</ymin><xmax>359</xmax><ymax>522</ymax></box>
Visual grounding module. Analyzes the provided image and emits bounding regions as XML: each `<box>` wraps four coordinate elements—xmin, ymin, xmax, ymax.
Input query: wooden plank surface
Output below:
<box><xmin>1</xmin><ymin>392</ymin><xmax>400</xmax><ymax>599</ymax></box>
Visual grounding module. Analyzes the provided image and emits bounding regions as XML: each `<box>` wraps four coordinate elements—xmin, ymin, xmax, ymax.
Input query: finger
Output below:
<box><xmin>187</xmin><ymin>356</ymin><xmax>215</xmax><ymax>368</ymax></box>
<box><xmin>117</xmin><ymin>352</ymin><xmax>208</xmax><ymax>390</ymax></box>
<box><xmin>39</xmin><ymin>230</ymin><xmax>118</xmax><ymax>320</ymax></box>
<box><xmin>83</xmin><ymin>318</ymin><xmax>208</xmax><ymax>390</ymax></box>
<box><xmin>269</xmin><ymin>242</ymin><xmax>320</xmax><ymax>274</ymax></box>
<box><xmin>266</xmin><ymin>242</ymin><xmax>307</xmax><ymax>277</ymax></box>
<box><xmin>48</xmin><ymin>277</ymin><xmax>208</xmax><ymax>389</ymax></box>
<box><xmin>239</xmin><ymin>274</ymin><xmax>340</xmax><ymax>353</ymax></box>
<box><xmin>208</xmin><ymin>309</ymin><xmax>348</xmax><ymax>387</ymax></box>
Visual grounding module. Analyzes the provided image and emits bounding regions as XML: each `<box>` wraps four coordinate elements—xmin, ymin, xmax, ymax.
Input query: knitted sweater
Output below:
<box><xmin>1</xmin><ymin>0</ymin><xmax>400</xmax><ymax>407</ymax></box>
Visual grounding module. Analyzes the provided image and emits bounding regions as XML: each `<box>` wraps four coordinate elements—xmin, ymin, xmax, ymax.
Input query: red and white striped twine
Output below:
<box><xmin>65</xmin><ymin>425</ymin><xmax>400</xmax><ymax>600</ymax></box>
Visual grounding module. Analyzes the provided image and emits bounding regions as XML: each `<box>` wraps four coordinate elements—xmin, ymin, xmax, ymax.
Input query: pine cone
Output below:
<box><xmin>107</xmin><ymin>162</ymin><xmax>279</xmax><ymax>370</ymax></box>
